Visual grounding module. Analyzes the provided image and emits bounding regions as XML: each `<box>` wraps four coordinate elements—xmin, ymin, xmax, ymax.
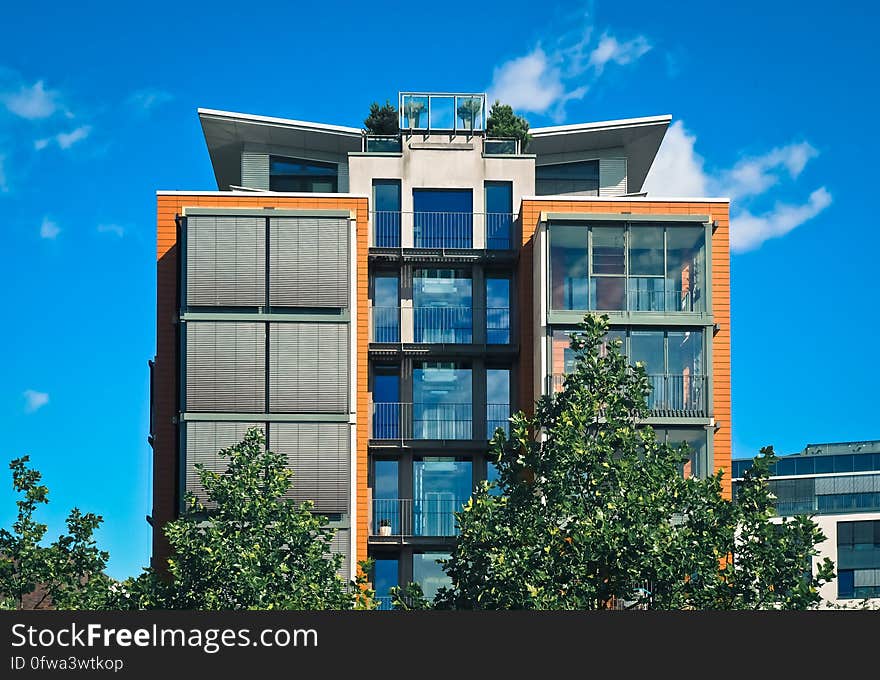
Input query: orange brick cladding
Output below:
<box><xmin>154</xmin><ymin>194</ymin><xmax>370</xmax><ymax>570</ymax></box>
<box><xmin>518</xmin><ymin>199</ymin><xmax>732</xmax><ymax>499</ymax></box>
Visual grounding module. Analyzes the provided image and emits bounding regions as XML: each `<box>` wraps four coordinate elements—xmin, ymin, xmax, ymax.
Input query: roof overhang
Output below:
<box><xmin>198</xmin><ymin>108</ymin><xmax>363</xmax><ymax>190</ymax></box>
<box><xmin>529</xmin><ymin>114</ymin><xmax>672</xmax><ymax>193</ymax></box>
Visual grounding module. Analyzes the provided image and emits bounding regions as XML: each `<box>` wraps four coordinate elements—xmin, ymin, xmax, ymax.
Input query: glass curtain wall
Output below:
<box><xmin>413</xmin><ymin>362</ymin><xmax>472</xmax><ymax>439</ymax></box>
<box><xmin>413</xmin><ymin>269</ymin><xmax>473</xmax><ymax>343</ymax></box>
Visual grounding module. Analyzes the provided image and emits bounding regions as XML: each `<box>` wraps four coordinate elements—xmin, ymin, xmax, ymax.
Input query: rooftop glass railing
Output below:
<box><xmin>399</xmin><ymin>92</ymin><xmax>487</xmax><ymax>132</ymax></box>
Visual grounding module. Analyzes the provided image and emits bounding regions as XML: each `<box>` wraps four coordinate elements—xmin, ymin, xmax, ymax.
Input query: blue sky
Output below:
<box><xmin>1</xmin><ymin>0</ymin><xmax>878</xmax><ymax>579</ymax></box>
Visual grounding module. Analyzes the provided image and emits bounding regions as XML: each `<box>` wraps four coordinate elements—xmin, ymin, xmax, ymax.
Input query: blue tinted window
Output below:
<box><xmin>373</xmin><ymin>366</ymin><xmax>400</xmax><ymax>439</ymax></box>
<box><xmin>838</xmin><ymin>569</ymin><xmax>855</xmax><ymax>599</ymax></box>
<box><xmin>372</xmin><ymin>460</ymin><xmax>400</xmax><ymax>534</ymax></box>
<box><xmin>373</xmin><ymin>558</ymin><xmax>398</xmax><ymax>609</ymax></box>
<box><xmin>486</xmin><ymin>278</ymin><xmax>510</xmax><ymax>344</ymax></box>
<box><xmin>814</xmin><ymin>456</ymin><xmax>834</xmax><ymax>474</ymax></box>
<box><xmin>413</xmin><ymin>362</ymin><xmax>472</xmax><ymax>439</ymax></box>
<box><xmin>373</xmin><ymin>180</ymin><xmax>401</xmax><ymax>247</ymax></box>
<box><xmin>485</xmin><ymin>182</ymin><xmax>513</xmax><ymax>249</ymax></box>
<box><xmin>775</xmin><ymin>458</ymin><xmax>797</xmax><ymax>476</ymax></box>
<box><xmin>413</xmin><ymin>190</ymin><xmax>473</xmax><ymax>248</ymax></box>
<box><xmin>412</xmin><ymin>552</ymin><xmax>451</xmax><ymax>599</ymax></box>
<box><xmin>795</xmin><ymin>457</ymin><xmax>815</xmax><ymax>475</ymax></box>
<box><xmin>270</xmin><ymin>156</ymin><xmax>337</xmax><ymax>192</ymax></box>
<box><xmin>413</xmin><ymin>269</ymin><xmax>472</xmax><ymax>343</ymax></box>
<box><xmin>834</xmin><ymin>455</ymin><xmax>854</xmax><ymax>473</ymax></box>
<box><xmin>853</xmin><ymin>454</ymin><xmax>874</xmax><ymax>472</ymax></box>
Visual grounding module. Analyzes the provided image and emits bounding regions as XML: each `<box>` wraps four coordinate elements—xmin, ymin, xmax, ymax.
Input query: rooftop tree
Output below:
<box><xmin>486</xmin><ymin>101</ymin><xmax>531</xmax><ymax>151</ymax></box>
<box><xmin>364</xmin><ymin>100</ymin><xmax>399</xmax><ymax>135</ymax></box>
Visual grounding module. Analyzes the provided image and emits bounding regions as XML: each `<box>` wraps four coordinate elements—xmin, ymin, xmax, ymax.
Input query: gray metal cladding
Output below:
<box><xmin>269</xmin><ymin>323</ymin><xmax>349</xmax><ymax>413</ymax></box>
<box><xmin>268</xmin><ymin>422</ymin><xmax>351</xmax><ymax>513</ymax></box>
<box><xmin>328</xmin><ymin>528</ymin><xmax>351</xmax><ymax>579</ymax></box>
<box><xmin>186</xmin><ymin>215</ymin><xmax>266</xmax><ymax>306</ymax></box>
<box><xmin>185</xmin><ymin>421</ymin><xmax>262</xmax><ymax>508</ymax></box>
<box><xmin>599</xmin><ymin>158</ymin><xmax>628</xmax><ymax>196</ymax></box>
<box><xmin>241</xmin><ymin>151</ymin><xmax>270</xmax><ymax>190</ymax></box>
<box><xmin>185</xmin><ymin>322</ymin><xmax>266</xmax><ymax>412</ymax></box>
<box><xmin>269</xmin><ymin>217</ymin><xmax>349</xmax><ymax>308</ymax></box>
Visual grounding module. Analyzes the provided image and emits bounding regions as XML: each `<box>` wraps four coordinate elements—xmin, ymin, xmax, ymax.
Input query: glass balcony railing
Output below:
<box><xmin>370</xmin><ymin>211</ymin><xmax>515</xmax><ymax>250</ymax></box>
<box><xmin>371</xmin><ymin>498</ymin><xmax>468</xmax><ymax>538</ymax></box>
<box><xmin>551</xmin><ymin>373</ymin><xmax>707</xmax><ymax>417</ymax></box>
<box><xmin>399</xmin><ymin>92</ymin><xmax>486</xmax><ymax>132</ymax></box>
<box><xmin>555</xmin><ymin>277</ymin><xmax>702</xmax><ymax>313</ymax></box>
<box><xmin>371</xmin><ymin>402</ymin><xmax>510</xmax><ymax>440</ymax></box>
<box><xmin>483</xmin><ymin>138</ymin><xmax>519</xmax><ymax>155</ymax></box>
<box><xmin>487</xmin><ymin>403</ymin><xmax>511</xmax><ymax>436</ymax></box>
<box><xmin>364</xmin><ymin>135</ymin><xmax>403</xmax><ymax>153</ymax></box>
<box><xmin>370</xmin><ymin>306</ymin><xmax>511</xmax><ymax>345</ymax></box>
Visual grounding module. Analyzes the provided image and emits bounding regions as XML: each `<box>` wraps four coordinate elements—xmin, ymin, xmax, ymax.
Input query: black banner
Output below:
<box><xmin>1</xmin><ymin>610</ymin><xmax>871</xmax><ymax>676</ymax></box>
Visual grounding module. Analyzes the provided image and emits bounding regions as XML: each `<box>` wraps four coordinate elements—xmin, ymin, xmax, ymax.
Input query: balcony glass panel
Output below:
<box><xmin>487</xmin><ymin>368</ymin><xmax>510</xmax><ymax>436</ymax></box>
<box><xmin>455</xmin><ymin>95</ymin><xmax>484</xmax><ymax>132</ymax></box>
<box><xmin>372</xmin><ymin>274</ymin><xmax>399</xmax><ymax>342</ymax></box>
<box><xmin>666</xmin><ymin>226</ymin><xmax>706</xmax><ymax>312</ymax></box>
<box><xmin>485</xmin><ymin>181</ymin><xmax>513</xmax><ymax>249</ymax></box>
<box><xmin>413</xmin><ymin>552</ymin><xmax>452</xmax><ymax>600</ymax></box>
<box><xmin>413</xmin><ymin>269</ymin><xmax>472</xmax><ymax>343</ymax></box>
<box><xmin>413</xmin><ymin>458</ymin><xmax>472</xmax><ymax>536</ymax></box>
<box><xmin>413</xmin><ymin>362</ymin><xmax>471</xmax><ymax>439</ymax></box>
<box><xmin>365</xmin><ymin>136</ymin><xmax>402</xmax><ymax>153</ymax></box>
<box><xmin>413</xmin><ymin>189</ymin><xmax>473</xmax><ymax>248</ymax></box>
<box><xmin>550</xmin><ymin>225</ymin><xmax>589</xmax><ymax>310</ymax></box>
<box><xmin>486</xmin><ymin>277</ymin><xmax>511</xmax><ymax>344</ymax></box>
<box><xmin>484</xmin><ymin>138</ymin><xmax>518</xmax><ymax>154</ymax></box>
<box><xmin>373</xmin><ymin>459</ymin><xmax>399</xmax><ymax>534</ymax></box>
<box><xmin>373</xmin><ymin>180</ymin><xmax>401</xmax><ymax>247</ymax></box>
<box><xmin>430</xmin><ymin>95</ymin><xmax>455</xmax><ymax>130</ymax></box>
<box><xmin>372</xmin><ymin>558</ymin><xmax>398</xmax><ymax>610</ymax></box>
<box><xmin>401</xmin><ymin>94</ymin><xmax>429</xmax><ymax>129</ymax></box>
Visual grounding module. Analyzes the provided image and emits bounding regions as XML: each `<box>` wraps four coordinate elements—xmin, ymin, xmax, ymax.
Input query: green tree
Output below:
<box><xmin>364</xmin><ymin>100</ymin><xmax>399</xmax><ymax>135</ymax></box>
<box><xmin>157</xmin><ymin>427</ymin><xmax>368</xmax><ymax>609</ymax></box>
<box><xmin>486</xmin><ymin>101</ymin><xmax>531</xmax><ymax>151</ymax></box>
<box><xmin>0</xmin><ymin>456</ymin><xmax>112</xmax><ymax>610</ymax></box>
<box><xmin>424</xmin><ymin>314</ymin><xmax>834</xmax><ymax>610</ymax></box>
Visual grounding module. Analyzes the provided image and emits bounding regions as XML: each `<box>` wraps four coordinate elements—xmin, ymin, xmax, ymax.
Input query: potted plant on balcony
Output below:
<box><xmin>403</xmin><ymin>99</ymin><xmax>425</xmax><ymax>128</ymax></box>
<box><xmin>378</xmin><ymin>519</ymin><xmax>392</xmax><ymax>536</ymax></box>
<box><xmin>457</xmin><ymin>97</ymin><xmax>483</xmax><ymax>131</ymax></box>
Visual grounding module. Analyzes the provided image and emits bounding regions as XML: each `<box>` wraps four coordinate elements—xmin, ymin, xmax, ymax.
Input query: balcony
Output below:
<box><xmin>554</xmin><ymin>278</ymin><xmax>702</xmax><ymax>313</ymax></box>
<box><xmin>370</xmin><ymin>306</ymin><xmax>511</xmax><ymax>345</ymax></box>
<box><xmin>551</xmin><ymin>373</ymin><xmax>708</xmax><ymax>418</ymax></box>
<box><xmin>371</xmin><ymin>211</ymin><xmax>515</xmax><ymax>250</ymax></box>
<box><xmin>371</xmin><ymin>498</ymin><xmax>467</xmax><ymax>537</ymax></box>
<box><xmin>364</xmin><ymin>135</ymin><xmax>403</xmax><ymax>153</ymax></box>
<box><xmin>371</xmin><ymin>403</ymin><xmax>510</xmax><ymax>440</ymax></box>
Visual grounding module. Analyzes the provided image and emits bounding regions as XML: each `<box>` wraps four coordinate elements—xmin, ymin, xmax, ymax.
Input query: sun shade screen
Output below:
<box><xmin>185</xmin><ymin>421</ymin><xmax>262</xmax><ymax>508</ymax></box>
<box><xmin>269</xmin><ymin>323</ymin><xmax>349</xmax><ymax>413</ymax></box>
<box><xmin>270</xmin><ymin>217</ymin><xmax>349</xmax><ymax>308</ymax></box>
<box><xmin>186</xmin><ymin>216</ymin><xmax>266</xmax><ymax>306</ymax></box>
<box><xmin>269</xmin><ymin>422</ymin><xmax>351</xmax><ymax>514</ymax></box>
<box><xmin>185</xmin><ymin>322</ymin><xmax>266</xmax><ymax>412</ymax></box>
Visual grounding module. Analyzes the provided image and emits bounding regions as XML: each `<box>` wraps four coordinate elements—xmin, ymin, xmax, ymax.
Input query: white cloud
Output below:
<box><xmin>731</xmin><ymin>187</ymin><xmax>832</xmax><ymax>252</ymax></box>
<box><xmin>40</xmin><ymin>217</ymin><xmax>60</xmax><ymax>239</ymax></box>
<box><xmin>23</xmin><ymin>389</ymin><xmax>49</xmax><ymax>413</ymax></box>
<box><xmin>34</xmin><ymin>125</ymin><xmax>91</xmax><ymax>151</ymax></box>
<box><xmin>588</xmin><ymin>34</ymin><xmax>652</xmax><ymax>74</ymax></box>
<box><xmin>488</xmin><ymin>20</ymin><xmax>652</xmax><ymax>121</ymax></box>
<box><xmin>97</xmin><ymin>223</ymin><xmax>124</xmax><ymax>237</ymax></box>
<box><xmin>720</xmin><ymin>142</ymin><xmax>818</xmax><ymax>201</ymax></box>
<box><xmin>3</xmin><ymin>80</ymin><xmax>59</xmax><ymax>119</ymax></box>
<box><xmin>643</xmin><ymin>121</ymin><xmax>832</xmax><ymax>252</ymax></box>
<box><xmin>642</xmin><ymin>121</ymin><xmax>708</xmax><ymax>196</ymax></box>
<box><xmin>127</xmin><ymin>88</ymin><xmax>173</xmax><ymax>113</ymax></box>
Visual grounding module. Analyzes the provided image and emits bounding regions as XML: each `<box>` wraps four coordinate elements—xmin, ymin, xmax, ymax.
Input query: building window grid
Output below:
<box><xmin>549</xmin><ymin>222</ymin><xmax>706</xmax><ymax>314</ymax></box>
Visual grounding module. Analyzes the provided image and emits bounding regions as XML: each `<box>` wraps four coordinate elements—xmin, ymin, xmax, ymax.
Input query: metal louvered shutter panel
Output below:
<box><xmin>268</xmin><ymin>422</ymin><xmax>350</xmax><ymax>514</ymax></box>
<box><xmin>185</xmin><ymin>421</ymin><xmax>262</xmax><ymax>508</ymax></box>
<box><xmin>186</xmin><ymin>322</ymin><xmax>266</xmax><ymax>412</ymax></box>
<box><xmin>269</xmin><ymin>323</ymin><xmax>348</xmax><ymax>413</ymax></box>
<box><xmin>241</xmin><ymin>151</ymin><xmax>270</xmax><ymax>190</ymax></box>
<box><xmin>328</xmin><ymin>528</ymin><xmax>351</xmax><ymax>578</ymax></box>
<box><xmin>269</xmin><ymin>217</ymin><xmax>349</xmax><ymax>308</ymax></box>
<box><xmin>599</xmin><ymin>158</ymin><xmax>627</xmax><ymax>196</ymax></box>
<box><xmin>186</xmin><ymin>216</ymin><xmax>266</xmax><ymax>307</ymax></box>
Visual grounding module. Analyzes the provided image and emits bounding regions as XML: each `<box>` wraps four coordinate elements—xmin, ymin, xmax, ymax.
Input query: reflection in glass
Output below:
<box><xmin>413</xmin><ymin>189</ymin><xmax>473</xmax><ymax>248</ymax></box>
<box><xmin>269</xmin><ymin>156</ymin><xmax>338</xmax><ymax>193</ymax></box>
<box><xmin>372</xmin><ymin>459</ymin><xmax>399</xmax><ymax>534</ymax></box>
<box><xmin>413</xmin><ymin>269</ymin><xmax>472</xmax><ymax>343</ymax></box>
<box><xmin>667</xmin><ymin>227</ymin><xmax>706</xmax><ymax>312</ymax></box>
<box><xmin>550</xmin><ymin>226</ymin><xmax>588</xmax><ymax>309</ymax></box>
<box><xmin>372</xmin><ymin>366</ymin><xmax>400</xmax><ymax>439</ymax></box>
<box><xmin>412</xmin><ymin>552</ymin><xmax>452</xmax><ymax>599</ymax></box>
<box><xmin>485</xmin><ymin>181</ymin><xmax>513</xmax><ymax>249</ymax></box>
<box><xmin>372</xmin><ymin>558</ymin><xmax>398</xmax><ymax>610</ymax></box>
<box><xmin>413</xmin><ymin>458</ymin><xmax>472</xmax><ymax>536</ymax></box>
<box><xmin>373</xmin><ymin>180</ymin><xmax>401</xmax><ymax>247</ymax></box>
<box><xmin>487</xmin><ymin>368</ymin><xmax>510</xmax><ymax>436</ymax></box>
<box><xmin>486</xmin><ymin>277</ymin><xmax>510</xmax><ymax>344</ymax></box>
<box><xmin>413</xmin><ymin>362</ymin><xmax>472</xmax><ymax>439</ymax></box>
<box><xmin>372</xmin><ymin>274</ymin><xmax>399</xmax><ymax>342</ymax></box>
<box><xmin>402</xmin><ymin>95</ymin><xmax>428</xmax><ymax>129</ymax></box>
<box><xmin>456</xmin><ymin>96</ymin><xmax>484</xmax><ymax>131</ymax></box>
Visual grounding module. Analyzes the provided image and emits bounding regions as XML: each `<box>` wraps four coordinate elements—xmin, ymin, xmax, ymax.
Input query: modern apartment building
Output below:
<box><xmin>151</xmin><ymin>92</ymin><xmax>731</xmax><ymax>605</ymax></box>
<box><xmin>732</xmin><ymin>440</ymin><xmax>880</xmax><ymax>607</ymax></box>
